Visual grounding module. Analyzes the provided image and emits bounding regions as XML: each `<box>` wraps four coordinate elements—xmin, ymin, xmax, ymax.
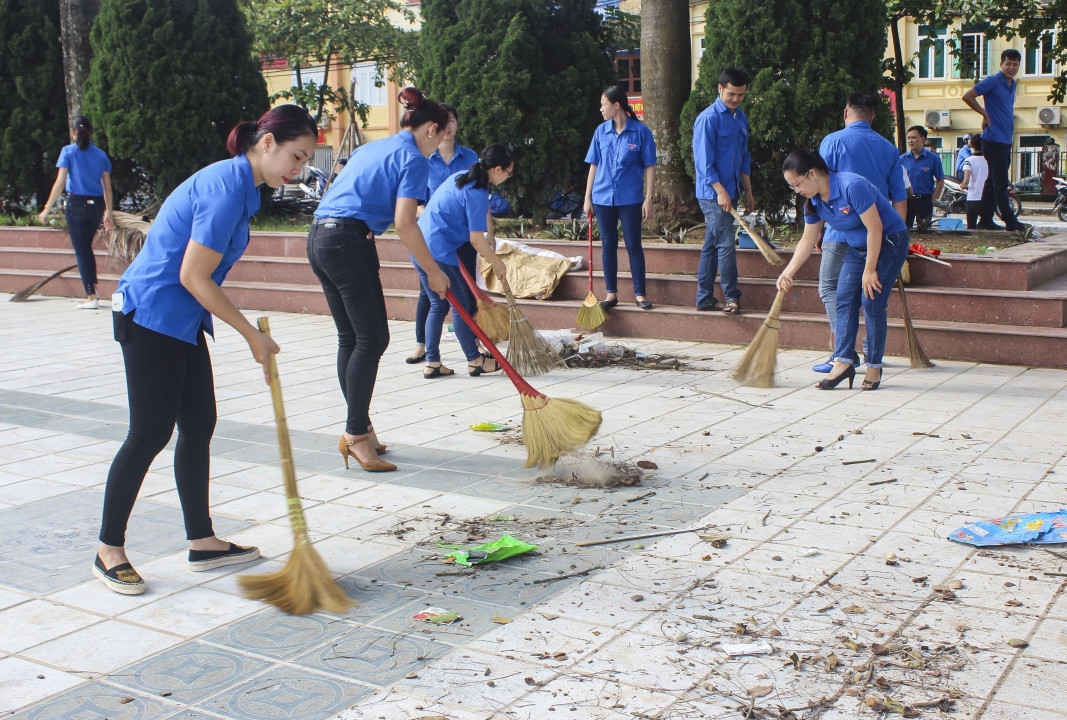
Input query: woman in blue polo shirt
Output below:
<box><xmin>37</xmin><ymin>116</ymin><xmax>114</xmax><ymax>309</ymax></box>
<box><xmin>582</xmin><ymin>85</ymin><xmax>657</xmax><ymax>310</ymax></box>
<box><xmin>777</xmin><ymin>149</ymin><xmax>909</xmax><ymax>392</ymax></box>
<box><xmin>93</xmin><ymin>105</ymin><xmax>318</xmax><ymax>596</ymax></box>
<box><xmin>415</xmin><ymin>144</ymin><xmax>513</xmax><ymax>379</ymax></box>
<box><xmin>406</xmin><ymin>103</ymin><xmax>479</xmax><ymax>365</ymax></box>
<box><xmin>309</xmin><ymin>86</ymin><xmax>450</xmax><ymax>473</ymax></box>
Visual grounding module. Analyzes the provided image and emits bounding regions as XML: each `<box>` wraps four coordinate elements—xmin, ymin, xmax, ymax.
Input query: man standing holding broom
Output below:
<box><xmin>692</xmin><ymin>68</ymin><xmax>754</xmax><ymax>316</ymax></box>
<box><xmin>813</xmin><ymin>92</ymin><xmax>907</xmax><ymax>373</ymax></box>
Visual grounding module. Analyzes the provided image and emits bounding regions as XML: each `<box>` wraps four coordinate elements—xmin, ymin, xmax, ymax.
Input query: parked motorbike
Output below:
<box><xmin>934</xmin><ymin>177</ymin><xmax>1022</xmax><ymax>221</ymax></box>
<box><xmin>270</xmin><ymin>164</ymin><xmax>328</xmax><ymax>215</ymax></box>
<box><xmin>1053</xmin><ymin>176</ymin><xmax>1067</xmax><ymax>223</ymax></box>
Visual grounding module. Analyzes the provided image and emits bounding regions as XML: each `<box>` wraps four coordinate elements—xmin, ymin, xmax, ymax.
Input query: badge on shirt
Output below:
<box><xmin>111</xmin><ymin>292</ymin><xmax>124</xmax><ymax>311</ymax></box>
<box><xmin>841</xmin><ymin>207</ymin><xmax>851</xmax><ymax>215</ymax></box>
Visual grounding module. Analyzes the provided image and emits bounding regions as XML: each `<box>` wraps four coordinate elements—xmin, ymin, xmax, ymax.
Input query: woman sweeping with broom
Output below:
<box><xmin>777</xmin><ymin>150</ymin><xmax>909</xmax><ymax>391</ymax></box>
<box><xmin>93</xmin><ymin>105</ymin><xmax>319</xmax><ymax>595</ymax></box>
<box><xmin>415</xmin><ymin>145</ymin><xmax>513</xmax><ymax>379</ymax></box>
<box><xmin>309</xmin><ymin>87</ymin><xmax>450</xmax><ymax>472</ymax></box>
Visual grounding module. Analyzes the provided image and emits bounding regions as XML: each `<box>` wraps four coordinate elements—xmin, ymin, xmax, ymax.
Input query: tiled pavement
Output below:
<box><xmin>1</xmin><ymin>294</ymin><xmax>1065</xmax><ymax>720</ymax></box>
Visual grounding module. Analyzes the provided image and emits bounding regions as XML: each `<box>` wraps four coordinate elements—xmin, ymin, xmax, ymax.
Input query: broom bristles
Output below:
<box><xmin>505</xmin><ymin>304</ymin><xmax>562</xmax><ymax>376</ymax></box>
<box><xmin>521</xmin><ymin>394</ymin><xmax>602</xmax><ymax>467</ymax></box>
<box><xmin>238</xmin><ymin>537</ymin><xmax>353</xmax><ymax>615</ymax></box>
<box><xmin>576</xmin><ymin>292</ymin><xmax>607</xmax><ymax>330</ymax></box>
<box><xmin>896</xmin><ymin>278</ymin><xmax>934</xmax><ymax>368</ymax></box>
<box><xmin>476</xmin><ymin>297</ymin><xmax>509</xmax><ymax>342</ymax></box>
<box><xmin>732</xmin><ymin>290</ymin><xmax>786</xmax><ymax>388</ymax></box>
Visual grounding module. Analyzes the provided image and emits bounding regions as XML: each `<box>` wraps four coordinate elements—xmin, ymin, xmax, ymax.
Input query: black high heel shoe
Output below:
<box><xmin>815</xmin><ymin>364</ymin><xmax>856</xmax><ymax>390</ymax></box>
<box><xmin>861</xmin><ymin>369</ymin><xmax>882</xmax><ymax>391</ymax></box>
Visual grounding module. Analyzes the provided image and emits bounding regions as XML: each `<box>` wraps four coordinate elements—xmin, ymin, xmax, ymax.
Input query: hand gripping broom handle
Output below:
<box><xmin>587</xmin><ymin>214</ymin><xmax>595</xmax><ymax>292</ymax></box>
<box><xmin>256</xmin><ymin>317</ymin><xmax>309</xmax><ymax>537</ymax></box>
<box><xmin>445</xmin><ymin>290</ymin><xmax>543</xmax><ymax>399</ymax></box>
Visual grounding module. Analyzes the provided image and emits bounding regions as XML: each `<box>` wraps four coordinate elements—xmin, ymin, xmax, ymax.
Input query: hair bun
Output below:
<box><xmin>398</xmin><ymin>86</ymin><xmax>425</xmax><ymax>111</ymax></box>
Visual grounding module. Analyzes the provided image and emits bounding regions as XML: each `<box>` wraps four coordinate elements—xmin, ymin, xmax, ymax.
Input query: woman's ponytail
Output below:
<box><xmin>456</xmin><ymin>144</ymin><xmax>513</xmax><ymax>191</ymax></box>
<box><xmin>225</xmin><ymin>121</ymin><xmax>259</xmax><ymax>157</ymax></box>
<box><xmin>73</xmin><ymin>116</ymin><xmax>93</xmax><ymax>150</ymax></box>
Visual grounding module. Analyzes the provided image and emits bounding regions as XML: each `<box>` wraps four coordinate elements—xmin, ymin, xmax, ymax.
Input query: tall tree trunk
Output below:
<box><xmin>641</xmin><ymin>0</ymin><xmax>698</xmax><ymax>229</ymax></box>
<box><xmin>59</xmin><ymin>0</ymin><xmax>99</xmax><ymax>130</ymax></box>
<box><xmin>890</xmin><ymin>15</ymin><xmax>908</xmax><ymax>153</ymax></box>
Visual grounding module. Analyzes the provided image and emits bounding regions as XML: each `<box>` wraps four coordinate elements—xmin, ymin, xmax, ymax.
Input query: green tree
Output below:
<box><xmin>84</xmin><ymin>0</ymin><xmax>268</xmax><ymax>199</ymax></box>
<box><xmin>417</xmin><ymin>0</ymin><xmax>615</xmax><ymax>222</ymax></box>
<box><xmin>0</xmin><ymin>0</ymin><xmax>69</xmax><ymax>208</ymax></box>
<box><xmin>682</xmin><ymin>0</ymin><xmax>891</xmax><ymax>222</ymax></box>
<box><xmin>244</xmin><ymin>0</ymin><xmax>416</xmax><ymax>127</ymax></box>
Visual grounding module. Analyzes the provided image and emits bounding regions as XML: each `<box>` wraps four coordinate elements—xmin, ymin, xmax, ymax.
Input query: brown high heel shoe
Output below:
<box><xmin>338</xmin><ymin>434</ymin><xmax>396</xmax><ymax>472</ymax></box>
<box><xmin>366</xmin><ymin>425</ymin><xmax>387</xmax><ymax>455</ymax></box>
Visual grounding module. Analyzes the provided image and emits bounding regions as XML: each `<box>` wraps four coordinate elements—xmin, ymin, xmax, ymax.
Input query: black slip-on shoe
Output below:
<box><xmin>93</xmin><ymin>554</ymin><xmax>146</xmax><ymax>595</ymax></box>
<box><xmin>187</xmin><ymin>543</ymin><xmax>260</xmax><ymax>572</ymax></box>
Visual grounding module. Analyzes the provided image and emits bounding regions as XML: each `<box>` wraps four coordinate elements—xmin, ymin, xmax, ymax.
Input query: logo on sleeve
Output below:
<box><xmin>840</xmin><ymin>206</ymin><xmax>851</xmax><ymax>215</ymax></box>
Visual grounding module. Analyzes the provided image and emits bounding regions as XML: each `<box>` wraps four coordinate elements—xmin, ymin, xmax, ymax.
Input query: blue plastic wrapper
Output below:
<box><xmin>948</xmin><ymin>509</ymin><xmax>1067</xmax><ymax>547</ymax></box>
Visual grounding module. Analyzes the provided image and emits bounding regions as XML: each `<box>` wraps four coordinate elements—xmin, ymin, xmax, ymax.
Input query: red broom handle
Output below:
<box><xmin>457</xmin><ymin>260</ymin><xmax>493</xmax><ymax>302</ymax></box>
<box><xmin>445</xmin><ymin>289</ymin><xmax>543</xmax><ymax>398</ymax></box>
<box><xmin>587</xmin><ymin>213</ymin><xmax>595</xmax><ymax>292</ymax></box>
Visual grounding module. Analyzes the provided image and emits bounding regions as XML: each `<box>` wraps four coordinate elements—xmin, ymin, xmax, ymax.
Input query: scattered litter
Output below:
<box><xmin>413</xmin><ymin>607</ymin><xmax>461</xmax><ymax>624</ymax></box>
<box><xmin>699</xmin><ymin>532</ymin><xmax>729</xmax><ymax>548</ymax></box>
<box><xmin>869</xmin><ymin>478</ymin><xmax>898</xmax><ymax>486</ymax></box>
<box><xmin>491</xmin><ymin>616</ymin><xmax>512</xmax><ymax>624</ymax></box>
<box><xmin>636</xmin><ymin>459</ymin><xmax>658</xmax><ymax>469</ymax></box>
<box><xmin>485</xmin><ymin>514</ymin><xmax>517</xmax><ymax>522</ymax></box>
<box><xmin>445</xmin><ymin>534</ymin><xmax>538</xmax><ymax>567</ymax></box>
<box><xmin>530</xmin><ymin>564</ymin><xmax>604</xmax><ymax>584</ymax></box>
<box><xmin>470</xmin><ymin>422</ymin><xmax>510</xmax><ymax>432</ymax></box>
<box><xmin>1006</xmin><ymin>638</ymin><xmax>1029</xmax><ymax>648</ymax></box>
<box><xmin>948</xmin><ymin>509</ymin><xmax>1067</xmax><ymax>546</ymax></box>
<box><xmin>536</xmin><ymin>455</ymin><xmax>642</xmax><ymax>487</ymax></box>
<box><xmin>747</xmin><ymin>683</ymin><xmax>774</xmax><ymax>698</ymax></box>
<box><xmin>558</xmin><ymin>334</ymin><xmax>693</xmax><ymax>370</ymax></box>
<box><xmin>799</xmin><ymin>548</ymin><xmax>820</xmax><ymax>557</ymax></box>
<box><xmin>842</xmin><ymin>458</ymin><xmax>877</xmax><ymax>466</ymax></box>
<box><xmin>721</xmin><ymin>640</ymin><xmax>774</xmax><ymax>657</ymax></box>
<box><xmin>885</xmin><ymin>553</ymin><xmax>899</xmax><ymax>566</ymax></box>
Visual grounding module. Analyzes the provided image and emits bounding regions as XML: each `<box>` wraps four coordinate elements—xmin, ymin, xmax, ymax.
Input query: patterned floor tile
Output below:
<box><xmin>8</xmin><ymin>682</ymin><xmax>171</xmax><ymax>720</ymax></box>
<box><xmin>293</xmin><ymin>626</ymin><xmax>451</xmax><ymax>686</ymax></box>
<box><xmin>109</xmin><ymin>641</ymin><xmax>271</xmax><ymax>704</ymax></box>
<box><xmin>193</xmin><ymin>666</ymin><xmax>372</xmax><ymax>720</ymax></box>
<box><xmin>202</xmin><ymin>609</ymin><xmax>352</xmax><ymax>660</ymax></box>
<box><xmin>372</xmin><ymin>595</ymin><xmax>522</xmax><ymax>646</ymax></box>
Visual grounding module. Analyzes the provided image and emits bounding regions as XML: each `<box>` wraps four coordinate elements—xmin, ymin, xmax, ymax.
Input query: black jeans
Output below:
<box><xmin>981</xmin><ymin>140</ymin><xmax>1020</xmax><ymax>227</ymax></box>
<box><xmin>307</xmin><ymin>218</ymin><xmax>390</xmax><ymax>435</ymax></box>
<box><xmin>64</xmin><ymin>195</ymin><xmax>104</xmax><ymax>295</ymax></box>
<box><xmin>906</xmin><ymin>195</ymin><xmax>933</xmax><ymax>229</ymax></box>
<box><xmin>99</xmin><ymin>312</ymin><xmax>217</xmax><ymax>546</ymax></box>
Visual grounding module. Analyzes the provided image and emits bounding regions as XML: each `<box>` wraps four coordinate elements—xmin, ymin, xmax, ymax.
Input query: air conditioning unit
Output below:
<box><xmin>1037</xmin><ymin>106</ymin><xmax>1062</xmax><ymax>126</ymax></box>
<box><xmin>925</xmin><ymin>109</ymin><xmax>951</xmax><ymax>129</ymax></box>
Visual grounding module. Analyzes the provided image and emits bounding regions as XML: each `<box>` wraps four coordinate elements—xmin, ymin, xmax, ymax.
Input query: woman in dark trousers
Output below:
<box><xmin>38</xmin><ymin>116</ymin><xmax>114</xmax><ymax>309</ymax></box>
<box><xmin>407</xmin><ymin>103</ymin><xmax>478</xmax><ymax>365</ymax></box>
<box><xmin>415</xmin><ymin>144</ymin><xmax>513</xmax><ymax>378</ymax></box>
<box><xmin>309</xmin><ymin>87</ymin><xmax>450</xmax><ymax>473</ymax></box>
<box><xmin>777</xmin><ymin>150</ymin><xmax>909</xmax><ymax>392</ymax></box>
<box><xmin>582</xmin><ymin>85</ymin><xmax>657</xmax><ymax>310</ymax></box>
<box><xmin>94</xmin><ymin>105</ymin><xmax>319</xmax><ymax>595</ymax></box>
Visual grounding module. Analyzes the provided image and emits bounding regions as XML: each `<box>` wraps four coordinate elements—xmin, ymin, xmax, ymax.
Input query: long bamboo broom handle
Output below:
<box><xmin>728</xmin><ymin>207</ymin><xmax>783</xmax><ymax>265</ymax></box>
<box><xmin>908</xmin><ymin>252</ymin><xmax>953</xmax><ymax>267</ymax></box>
<box><xmin>256</xmin><ymin>317</ymin><xmax>308</xmax><ymax>537</ymax></box>
<box><xmin>587</xmin><ymin>214</ymin><xmax>595</xmax><ymax>292</ymax></box>
<box><xmin>446</xmin><ymin>290</ymin><xmax>542</xmax><ymax>398</ymax></box>
<box><xmin>457</xmin><ymin>260</ymin><xmax>494</xmax><ymax>302</ymax></box>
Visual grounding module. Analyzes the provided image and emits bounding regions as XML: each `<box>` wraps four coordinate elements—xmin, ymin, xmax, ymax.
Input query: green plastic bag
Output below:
<box><xmin>446</xmin><ymin>534</ymin><xmax>538</xmax><ymax>567</ymax></box>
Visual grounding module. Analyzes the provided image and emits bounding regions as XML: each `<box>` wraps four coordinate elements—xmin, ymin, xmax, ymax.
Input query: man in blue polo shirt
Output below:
<box><xmin>899</xmin><ymin>125</ymin><xmax>944</xmax><ymax>230</ymax></box>
<box><xmin>814</xmin><ymin>92</ymin><xmax>907</xmax><ymax>372</ymax></box>
<box><xmin>954</xmin><ymin>134</ymin><xmax>973</xmax><ymax>180</ymax></box>
<box><xmin>962</xmin><ymin>48</ymin><xmax>1026</xmax><ymax>231</ymax></box>
<box><xmin>692</xmin><ymin>67</ymin><xmax>753</xmax><ymax>315</ymax></box>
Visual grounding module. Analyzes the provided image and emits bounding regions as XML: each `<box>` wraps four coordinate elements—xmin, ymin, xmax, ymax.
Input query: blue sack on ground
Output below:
<box><xmin>947</xmin><ymin>509</ymin><xmax>1067</xmax><ymax>546</ymax></box>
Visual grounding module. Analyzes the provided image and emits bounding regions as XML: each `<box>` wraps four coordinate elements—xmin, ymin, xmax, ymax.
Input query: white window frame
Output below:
<box><xmin>955</xmin><ymin>31</ymin><xmax>986</xmax><ymax>80</ymax></box>
<box><xmin>917</xmin><ymin>26</ymin><xmax>950</xmax><ymax>80</ymax></box>
<box><xmin>291</xmin><ymin>65</ymin><xmax>326</xmax><ymax>90</ymax></box>
<box><xmin>1024</xmin><ymin>31</ymin><xmax>1056</xmax><ymax>77</ymax></box>
<box><xmin>351</xmin><ymin>62</ymin><xmax>387</xmax><ymax>107</ymax></box>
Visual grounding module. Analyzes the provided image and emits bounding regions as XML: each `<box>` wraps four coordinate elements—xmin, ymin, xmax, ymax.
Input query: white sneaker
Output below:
<box><xmin>77</xmin><ymin>298</ymin><xmax>100</xmax><ymax>310</ymax></box>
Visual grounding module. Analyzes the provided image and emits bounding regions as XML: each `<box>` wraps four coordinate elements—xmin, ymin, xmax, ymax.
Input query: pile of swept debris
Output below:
<box><xmin>537</xmin><ymin>330</ymin><xmax>690</xmax><ymax>370</ymax></box>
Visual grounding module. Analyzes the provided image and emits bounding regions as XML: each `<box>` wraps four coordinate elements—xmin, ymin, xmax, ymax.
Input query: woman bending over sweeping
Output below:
<box><xmin>776</xmin><ymin>149</ymin><xmax>909</xmax><ymax>391</ymax></box>
<box><xmin>94</xmin><ymin>105</ymin><xmax>319</xmax><ymax>595</ymax></box>
<box><xmin>308</xmin><ymin>87</ymin><xmax>450</xmax><ymax>473</ymax></box>
<box><xmin>415</xmin><ymin>144</ymin><xmax>514</xmax><ymax>379</ymax></box>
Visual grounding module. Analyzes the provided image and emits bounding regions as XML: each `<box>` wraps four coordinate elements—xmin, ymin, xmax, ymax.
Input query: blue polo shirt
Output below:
<box><xmin>57</xmin><ymin>143</ymin><xmax>111</xmax><ymax>196</ymax></box>
<box><xmin>954</xmin><ymin>145</ymin><xmax>973</xmax><ymax>177</ymax></box>
<box><xmin>584</xmin><ymin>118</ymin><xmax>657</xmax><ymax>206</ymax></box>
<box><xmin>899</xmin><ymin>149</ymin><xmax>944</xmax><ymax>196</ymax></box>
<box><xmin>427</xmin><ymin>145</ymin><xmax>478</xmax><ymax>197</ymax></box>
<box><xmin>804</xmin><ymin>171</ymin><xmax>907</xmax><ymax>250</ymax></box>
<box><xmin>973</xmin><ymin>71</ymin><xmax>1017</xmax><ymax>145</ymax></box>
<box><xmin>115</xmin><ymin>155</ymin><xmax>260</xmax><ymax>345</ymax></box>
<box><xmin>418</xmin><ymin>172</ymin><xmax>489</xmax><ymax>265</ymax></box>
<box><xmin>692</xmin><ymin>98</ymin><xmax>751</xmax><ymax>201</ymax></box>
<box><xmin>315</xmin><ymin>130</ymin><xmax>428</xmax><ymax>233</ymax></box>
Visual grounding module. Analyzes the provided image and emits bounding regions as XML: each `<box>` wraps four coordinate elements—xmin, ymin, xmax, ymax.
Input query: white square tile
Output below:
<box><xmin>23</xmin><ymin>619</ymin><xmax>181</xmax><ymax>674</ymax></box>
<box><xmin>119</xmin><ymin>587</ymin><xmax>262</xmax><ymax>636</ymax></box>
<box><xmin>0</xmin><ymin>599</ymin><xmax>102</xmax><ymax>653</ymax></box>
<box><xmin>0</xmin><ymin>657</ymin><xmax>84</xmax><ymax>714</ymax></box>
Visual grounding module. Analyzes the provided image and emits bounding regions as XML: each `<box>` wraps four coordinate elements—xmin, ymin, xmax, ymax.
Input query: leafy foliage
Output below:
<box><xmin>0</xmin><ymin>0</ymin><xmax>69</xmax><ymax>208</ymax></box>
<box><xmin>245</xmin><ymin>0</ymin><xmax>417</xmax><ymax>125</ymax></box>
<box><xmin>417</xmin><ymin>0</ymin><xmax>615</xmax><ymax>222</ymax></box>
<box><xmin>84</xmin><ymin>0</ymin><xmax>268</xmax><ymax>199</ymax></box>
<box><xmin>682</xmin><ymin>0</ymin><xmax>891</xmax><ymax>221</ymax></box>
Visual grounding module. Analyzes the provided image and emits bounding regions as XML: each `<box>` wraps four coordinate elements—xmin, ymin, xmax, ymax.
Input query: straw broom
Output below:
<box><xmin>729</xmin><ymin>208</ymin><xmax>783</xmax><ymax>266</ymax></box>
<box><xmin>457</xmin><ymin>261</ymin><xmax>509</xmax><ymax>342</ymax></box>
<box><xmin>500</xmin><ymin>277</ymin><xmax>563</xmax><ymax>376</ymax></box>
<box><xmin>576</xmin><ymin>215</ymin><xmax>607</xmax><ymax>330</ymax></box>
<box><xmin>9</xmin><ymin>264</ymin><xmax>78</xmax><ymax>302</ymax></box>
<box><xmin>239</xmin><ymin>317</ymin><xmax>353</xmax><ymax>615</ymax></box>
<box><xmin>446</xmin><ymin>290</ymin><xmax>601</xmax><ymax>467</ymax></box>
<box><xmin>732</xmin><ymin>289</ymin><xmax>786</xmax><ymax>388</ymax></box>
<box><xmin>895</xmin><ymin>277</ymin><xmax>934</xmax><ymax>368</ymax></box>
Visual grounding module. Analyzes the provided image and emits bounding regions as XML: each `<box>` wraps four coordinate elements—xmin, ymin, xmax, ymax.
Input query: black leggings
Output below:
<box><xmin>99</xmin><ymin>312</ymin><xmax>217</xmax><ymax>546</ymax></box>
<box><xmin>65</xmin><ymin>195</ymin><xmax>104</xmax><ymax>295</ymax></box>
<box><xmin>307</xmin><ymin>219</ymin><xmax>390</xmax><ymax>435</ymax></box>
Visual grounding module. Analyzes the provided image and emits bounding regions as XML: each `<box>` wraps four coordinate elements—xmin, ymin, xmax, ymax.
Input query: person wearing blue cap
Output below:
<box><xmin>94</xmin><ymin>105</ymin><xmax>319</xmax><ymax>595</ymax></box>
<box><xmin>582</xmin><ymin>85</ymin><xmax>657</xmax><ymax>311</ymax></box>
<box><xmin>38</xmin><ymin>115</ymin><xmax>114</xmax><ymax>309</ymax></box>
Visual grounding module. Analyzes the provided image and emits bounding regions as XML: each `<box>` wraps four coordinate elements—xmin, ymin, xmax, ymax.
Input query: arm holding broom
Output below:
<box><xmin>776</xmin><ymin>220</ymin><xmax>822</xmax><ymax>294</ymax></box>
